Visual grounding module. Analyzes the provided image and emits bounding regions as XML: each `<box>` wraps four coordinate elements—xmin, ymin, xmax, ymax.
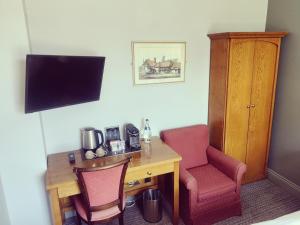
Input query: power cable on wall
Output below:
<box><xmin>21</xmin><ymin>0</ymin><xmax>48</xmax><ymax>161</ymax></box>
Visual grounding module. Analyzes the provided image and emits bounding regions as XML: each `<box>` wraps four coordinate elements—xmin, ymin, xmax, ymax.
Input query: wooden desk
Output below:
<box><xmin>46</xmin><ymin>137</ymin><xmax>182</xmax><ymax>225</ymax></box>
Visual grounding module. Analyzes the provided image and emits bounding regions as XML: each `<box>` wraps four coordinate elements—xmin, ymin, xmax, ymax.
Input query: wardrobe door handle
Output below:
<box><xmin>250</xmin><ymin>104</ymin><xmax>255</xmax><ymax>108</ymax></box>
<box><xmin>147</xmin><ymin>171</ymin><xmax>152</xmax><ymax>176</ymax></box>
<box><xmin>247</xmin><ymin>105</ymin><xmax>251</xmax><ymax>108</ymax></box>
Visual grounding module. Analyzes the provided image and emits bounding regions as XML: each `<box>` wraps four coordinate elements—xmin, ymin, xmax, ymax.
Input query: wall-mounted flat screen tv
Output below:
<box><xmin>25</xmin><ymin>54</ymin><xmax>105</xmax><ymax>113</ymax></box>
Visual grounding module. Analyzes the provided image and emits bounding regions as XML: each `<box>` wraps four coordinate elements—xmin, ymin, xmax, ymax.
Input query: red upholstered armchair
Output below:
<box><xmin>161</xmin><ymin>124</ymin><xmax>246</xmax><ymax>225</ymax></box>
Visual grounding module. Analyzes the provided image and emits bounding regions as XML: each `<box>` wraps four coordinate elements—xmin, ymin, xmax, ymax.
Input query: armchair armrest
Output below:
<box><xmin>179</xmin><ymin>165</ymin><xmax>198</xmax><ymax>205</ymax></box>
<box><xmin>207</xmin><ymin>146</ymin><xmax>246</xmax><ymax>193</ymax></box>
<box><xmin>180</xmin><ymin>165</ymin><xmax>197</xmax><ymax>190</ymax></box>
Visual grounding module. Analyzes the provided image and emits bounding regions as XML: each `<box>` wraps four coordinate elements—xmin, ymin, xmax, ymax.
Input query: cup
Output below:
<box><xmin>95</xmin><ymin>147</ymin><xmax>106</xmax><ymax>157</ymax></box>
<box><xmin>85</xmin><ymin>150</ymin><xmax>96</xmax><ymax>160</ymax></box>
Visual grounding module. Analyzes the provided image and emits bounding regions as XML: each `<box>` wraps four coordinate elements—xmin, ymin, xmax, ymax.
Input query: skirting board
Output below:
<box><xmin>268</xmin><ymin>168</ymin><xmax>300</xmax><ymax>200</ymax></box>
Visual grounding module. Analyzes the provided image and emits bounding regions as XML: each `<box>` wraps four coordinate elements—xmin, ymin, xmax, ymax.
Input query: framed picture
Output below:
<box><xmin>132</xmin><ymin>42</ymin><xmax>186</xmax><ymax>85</ymax></box>
<box><xmin>104</xmin><ymin>126</ymin><xmax>120</xmax><ymax>145</ymax></box>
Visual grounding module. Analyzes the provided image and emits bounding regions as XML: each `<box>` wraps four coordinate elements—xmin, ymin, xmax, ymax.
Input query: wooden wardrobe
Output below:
<box><xmin>208</xmin><ymin>32</ymin><xmax>287</xmax><ymax>183</ymax></box>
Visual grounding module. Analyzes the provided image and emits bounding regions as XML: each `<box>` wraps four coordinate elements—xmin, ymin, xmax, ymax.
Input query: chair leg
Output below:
<box><xmin>118</xmin><ymin>213</ymin><xmax>124</xmax><ymax>225</ymax></box>
<box><xmin>75</xmin><ymin>212</ymin><xmax>81</xmax><ymax>225</ymax></box>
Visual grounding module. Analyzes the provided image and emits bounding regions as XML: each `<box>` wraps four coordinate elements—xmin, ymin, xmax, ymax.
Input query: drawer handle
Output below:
<box><xmin>147</xmin><ymin>171</ymin><xmax>152</xmax><ymax>175</ymax></box>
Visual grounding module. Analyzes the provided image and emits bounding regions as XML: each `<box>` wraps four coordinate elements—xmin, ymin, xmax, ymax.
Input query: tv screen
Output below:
<box><xmin>25</xmin><ymin>54</ymin><xmax>105</xmax><ymax>113</ymax></box>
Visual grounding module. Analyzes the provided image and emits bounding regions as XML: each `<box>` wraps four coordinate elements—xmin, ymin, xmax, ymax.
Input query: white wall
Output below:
<box><xmin>0</xmin><ymin>0</ymin><xmax>268</xmax><ymax>224</ymax></box>
<box><xmin>266</xmin><ymin>0</ymin><xmax>300</xmax><ymax>186</ymax></box>
<box><xmin>0</xmin><ymin>176</ymin><xmax>10</xmax><ymax>225</ymax></box>
<box><xmin>24</xmin><ymin>0</ymin><xmax>269</xmax><ymax>154</ymax></box>
<box><xmin>0</xmin><ymin>0</ymin><xmax>50</xmax><ymax>225</ymax></box>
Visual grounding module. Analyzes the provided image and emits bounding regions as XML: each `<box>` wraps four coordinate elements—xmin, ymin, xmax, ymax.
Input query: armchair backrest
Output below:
<box><xmin>161</xmin><ymin>124</ymin><xmax>209</xmax><ymax>169</ymax></box>
<box><xmin>73</xmin><ymin>158</ymin><xmax>130</xmax><ymax>218</ymax></box>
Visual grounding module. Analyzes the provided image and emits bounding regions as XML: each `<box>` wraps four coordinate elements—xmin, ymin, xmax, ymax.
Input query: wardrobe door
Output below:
<box><xmin>245</xmin><ymin>40</ymin><xmax>279</xmax><ymax>182</ymax></box>
<box><xmin>224</xmin><ymin>39</ymin><xmax>255</xmax><ymax>162</ymax></box>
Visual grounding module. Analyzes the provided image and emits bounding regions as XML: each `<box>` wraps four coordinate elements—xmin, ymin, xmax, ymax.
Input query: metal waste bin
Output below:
<box><xmin>143</xmin><ymin>189</ymin><xmax>162</xmax><ymax>223</ymax></box>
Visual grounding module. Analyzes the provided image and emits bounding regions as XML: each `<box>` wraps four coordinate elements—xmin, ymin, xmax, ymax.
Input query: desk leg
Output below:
<box><xmin>172</xmin><ymin>161</ymin><xmax>179</xmax><ymax>225</ymax></box>
<box><xmin>49</xmin><ymin>188</ymin><xmax>63</xmax><ymax>225</ymax></box>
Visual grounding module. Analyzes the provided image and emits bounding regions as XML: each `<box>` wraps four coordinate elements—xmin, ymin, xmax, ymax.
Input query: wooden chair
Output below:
<box><xmin>72</xmin><ymin>158</ymin><xmax>130</xmax><ymax>225</ymax></box>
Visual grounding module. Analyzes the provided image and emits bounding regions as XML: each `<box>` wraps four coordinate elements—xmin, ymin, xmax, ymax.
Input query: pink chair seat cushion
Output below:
<box><xmin>73</xmin><ymin>195</ymin><xmax>125</xmax><ymax>222</ymax></box>
<box><xmin>161</xmin><ymin>125</ymin><xmax>209</xmax><ymax>169</ymax></box>
<box><xmin>188</xmin><ymin>164</ymin><xmax>236</xmax><ymax>202</ymax></box>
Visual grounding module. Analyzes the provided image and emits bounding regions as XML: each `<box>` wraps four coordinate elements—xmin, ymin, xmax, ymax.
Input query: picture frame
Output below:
<box><xmin>104</xmin><ymin>126</ymin><xmax>121</xmax><ymax>145</ymax></box>
<box><xmin>132</xmin><ymin>42</ymin><xmax>186</xmax><ymax>85</ymax></box>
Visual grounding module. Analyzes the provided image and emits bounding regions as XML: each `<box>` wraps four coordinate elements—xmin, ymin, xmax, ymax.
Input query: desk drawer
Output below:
<box><xmin>57</xmin><ymin>162</ymin><xmax>175</xmax><ymax>198</ymax></box>
<box><xmin>125</xmin><ymin>162</ymin><xmax>174</xmax><ymax>182</ymax></box>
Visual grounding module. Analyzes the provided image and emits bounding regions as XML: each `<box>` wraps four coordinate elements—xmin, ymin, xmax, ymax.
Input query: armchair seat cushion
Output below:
<box><xmin>188</xmin><ymin>164</ymin><xmax>236</xmax><ymax>202</ymax></box>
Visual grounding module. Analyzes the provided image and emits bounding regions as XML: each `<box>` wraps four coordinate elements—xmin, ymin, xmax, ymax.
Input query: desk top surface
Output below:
<box><xmin>46</xmin><ymin>137</ymin><xmax>181</xmax><ymax>190</ymax></box>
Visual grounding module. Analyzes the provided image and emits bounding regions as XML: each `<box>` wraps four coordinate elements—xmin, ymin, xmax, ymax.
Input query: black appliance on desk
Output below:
<box><xmin>125</xmin><ymin>123</ymin><xmax>141</xmax><ymax>151</ymax></box>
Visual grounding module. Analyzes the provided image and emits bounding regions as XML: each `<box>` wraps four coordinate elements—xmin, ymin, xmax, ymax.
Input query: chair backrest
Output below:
<box><xmin>73</xmin><ymin>158</ymin><xmax>130</xmax><ymax>214</ymax></box>
<box><xmin>161</xmin><ymin>124</ymin><xmax>209</xmax><ymax>169</ymax></box>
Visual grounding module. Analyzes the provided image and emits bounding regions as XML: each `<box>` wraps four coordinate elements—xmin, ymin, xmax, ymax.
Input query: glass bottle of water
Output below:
<box><xmin>143</xmin><ymin>118</ymin><xmax>151</xmax><ymax>143</ymax></box>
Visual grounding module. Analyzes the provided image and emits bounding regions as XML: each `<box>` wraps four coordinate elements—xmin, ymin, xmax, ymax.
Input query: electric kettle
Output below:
<box><xmin>81</xmin><ymin>127</ymin><xmax>104</xmax><ymax>150</ymax></box>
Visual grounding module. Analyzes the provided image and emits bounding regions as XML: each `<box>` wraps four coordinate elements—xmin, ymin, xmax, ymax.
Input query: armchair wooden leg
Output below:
<box><xmin>119</xmin><ymin>213</ymin><xmax>124</xmax><ymax>225</ymax></box>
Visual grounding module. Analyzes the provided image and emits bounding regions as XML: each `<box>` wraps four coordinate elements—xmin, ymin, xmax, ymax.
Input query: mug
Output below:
<box><xmin>85</xmin><ymin>150</ymin><xmax>96</xmax><ymax>160</ymax></box>
<box><xmin>95</xmin><ymin>147</ymin><xmax>107</xmax><ymax>157</ymax></box>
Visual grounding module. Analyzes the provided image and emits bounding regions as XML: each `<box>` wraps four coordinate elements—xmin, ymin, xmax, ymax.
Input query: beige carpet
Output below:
<box><xmin>65</xmin><ymin>179</ymin><xmax>300</xmax><ymax>225</ymax></box>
